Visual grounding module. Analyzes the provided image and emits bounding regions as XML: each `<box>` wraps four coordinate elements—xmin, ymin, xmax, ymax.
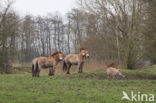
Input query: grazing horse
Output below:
<box><xmin>63</xmin><ymin>48</ymin><xmax>89</xmax><ymax>74</ymax></box>
<box><xmin>32</xmin><ymin>52</ymin><xmax>63</xmax><ymax>77</ymax></box>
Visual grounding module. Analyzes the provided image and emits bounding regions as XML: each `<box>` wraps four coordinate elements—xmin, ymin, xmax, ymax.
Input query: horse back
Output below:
<box><xmin>36</xmin><ymin>57</ymin><xmax>56</xmax><ymax>68</ymax></box>
<box><xmin>106</xmin><ymin>67</ymin><xmax>119</xmax><ymax>75</ymax></box>
<box><xmin>32</xmin><ymin>57</ymin><xmax>47</xmax><ymax>66</ymax></box>
<box><xmin>65</xmin><ymin>54</ymin><xmax>80</xmax><ymax>64</ymax></box>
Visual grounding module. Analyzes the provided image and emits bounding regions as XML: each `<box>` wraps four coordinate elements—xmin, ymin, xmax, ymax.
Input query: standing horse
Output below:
<box><xmin>63</xmin><ymin>48</ymin><xmax>89</xmax><ymax>74</ymax></box>
<box><xmin>32</xmin><ymin>52</ymin><xmax>63</xmax><ymax>77</ymax></box>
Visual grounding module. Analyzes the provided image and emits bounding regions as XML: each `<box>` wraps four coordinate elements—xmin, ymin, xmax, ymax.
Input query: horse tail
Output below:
<box><xmin>32</xmin><ymin>64</ymin><xmax>34</xmax><ymax>77</ymax></box>
<box><xmin>63</xmin><ymin>61</ymin><xmax>67</xmax><ymax>72</ymax></box>
<box><xmin>35</xmin><ymin>61</ymin><xmax>39</xmax><ymax>74</ymax></box>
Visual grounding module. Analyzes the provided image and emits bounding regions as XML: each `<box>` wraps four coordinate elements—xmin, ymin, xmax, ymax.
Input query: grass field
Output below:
<box><xmin>0</xmin><ymin>65</ymin><xmax>156</xmax><ymax>103</ymax></box>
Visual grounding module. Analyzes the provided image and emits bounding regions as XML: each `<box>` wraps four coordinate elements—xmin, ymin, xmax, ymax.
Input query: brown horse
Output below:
<box><xmin>106</xmin><ymin>63</ymin><xmax>125</xmax><ymax>78</ymax></box>
<box><xmin>32</xmin><ymin>52</ymin><xmax>63</xmax><ymax>77</ymax></box>
<box><xmin>63</xmin><ymin>48</ymin><xmax>89</xmax><ymax>74</ymax></box>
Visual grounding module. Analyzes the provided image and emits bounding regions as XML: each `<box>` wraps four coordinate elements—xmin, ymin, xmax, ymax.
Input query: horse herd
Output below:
<box><xmin>32</xmin><ymin>48</ymin><xmax>89</xmax><ymax>77</ymax></box>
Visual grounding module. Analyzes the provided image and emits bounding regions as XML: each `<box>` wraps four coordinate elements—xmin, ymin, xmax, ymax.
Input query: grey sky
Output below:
<box><xmin>13</xmin><ymin>0</ymin><xmax>75</xmax><ymax>16</ymax></box>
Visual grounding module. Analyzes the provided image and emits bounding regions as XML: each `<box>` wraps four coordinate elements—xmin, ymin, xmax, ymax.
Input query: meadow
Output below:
<box><xmin>0</xmin><ymin>65</ymin><xmax>156</xmax><ymax>103</ymax></box>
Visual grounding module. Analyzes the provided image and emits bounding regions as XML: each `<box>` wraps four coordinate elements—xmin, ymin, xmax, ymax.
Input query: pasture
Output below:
<box><xmin>0</xmin><ymin>65</ymin><xmax>156</xmax><ymax>103</ymax></box>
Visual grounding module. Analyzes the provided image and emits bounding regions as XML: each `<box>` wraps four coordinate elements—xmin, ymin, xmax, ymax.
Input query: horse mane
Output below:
<box><xmin>107</xmin><ymin>63</ymin><xmax>115</xmax><ymax>68</ymax></box>
<box><xmin>80</xmin><ymin>48</ymin><xmax>85</xmax><ymax>51</ymax></box>
<box><xmin>50</xmin><ymin>52</ymin><xmax>62</xmax><ymax>57</ymax></box>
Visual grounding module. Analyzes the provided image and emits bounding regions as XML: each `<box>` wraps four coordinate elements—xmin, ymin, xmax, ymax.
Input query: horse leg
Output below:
<box><xmin>33</xmin><ymin>71</ymin><xmax>35</xmax><ymax>77</ymax></box>
<box><xmin>33</xmin><ymin>64</ymin><xmax>37</xmax><ymax>77</ymax></box>
<box><xmin>78</xmin><ymin>63</ymin><xmax>81</xmax><ymax>73</ymax></box>
<box><xmin>67</xmin><ymin>64</ymin><xmax>71</xmax><ymax>74</ymax></box>
<box><xmin>37</xmin><ymin>69</ymin><xmax>40</xmax><ymax>77</ymax></box>
<box><xmin>52</xmin><ymin>67</ymin><xmax>56</xmax><ymax>75</ymax></box>
<box><xmin>36</xmin><ymin>64</ymin><xmax>40</xmax><ymax>77</ymax></box>
<box><xmin>80</xmin><ymin>62</ymin><xmax>84</xmax><ymax>73</ymax></box>
<box><xmin>34</xmin><ymin>70</ymin><xmax>37</xmax><ymax>77</ymax></box>
<box><xmin>78</xmin><ymin>62</ymin><xmax>84</xmax><ymax>73</ymax></box>
<box><xmin>49</xmin><ymin>67</ymin><xmax>53</xmax><ymax>76</ymax></box>
<box><xmin>49</xmin><ymin>68</ymin><xmax>51</xmax><ymax>76</ymax></box>
<box><xmin>32</xmin><ymin>71</ymin><xmax>34</xmax><ymax>77</ymax></box>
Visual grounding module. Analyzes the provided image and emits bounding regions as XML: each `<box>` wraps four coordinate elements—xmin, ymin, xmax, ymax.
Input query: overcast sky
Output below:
<box><xmin>13</xmin><ymin>0</ymin><xmax>75</xmax><ymax>16</ymax></box>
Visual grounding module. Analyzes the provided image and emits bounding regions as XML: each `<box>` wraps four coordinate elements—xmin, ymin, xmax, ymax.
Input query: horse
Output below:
<box><xmin>106</xmin><ymin>63</ymin><xmax>125</xmax><ymax>79</ymax></box>
<box><xmin>32</xmin><ymin>52</ymin><xmax>63</xmax><ymax>77</ymax></box>
<box><xmin>63</xmin><ymin>48</ymin><xmax>89</xmax><ymax>74</ymax></box>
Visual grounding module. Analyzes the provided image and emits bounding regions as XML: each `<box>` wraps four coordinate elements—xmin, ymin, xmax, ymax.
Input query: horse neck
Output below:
<box><xmin>78</xmin><ymin>53</ymin><xmax>85</xmax><ymax>62</ymax></box>
<box><xmin>50</xmin><ymin>55</ymin><xmax>59</xmax><ymax>64</ymax></box>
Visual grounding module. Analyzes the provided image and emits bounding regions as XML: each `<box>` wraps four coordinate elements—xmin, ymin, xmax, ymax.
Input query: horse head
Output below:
<box><xmin>51</xmin><ymin>52</ymin><xmax>63</xmax><ymax>61</ymax></box>
<box><xmin>58</xmin><ymin>52</ymin><xmax>63</xmax><ymax>61</ymax></box>
<box><xmin>80</xmin><ymin>48</ymin><xmax>89</xmax><ymax>58</ymax></box>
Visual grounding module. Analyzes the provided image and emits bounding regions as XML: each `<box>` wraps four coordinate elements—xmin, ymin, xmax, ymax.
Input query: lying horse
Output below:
<box><xmin>63</xmin><ymin>48</ymin><xmax>89</xmax><ymax>74</ymax></box>
<box><xmin>32</xmin><ymin>52</ymin><xmax>63</xmax><ymax>77</ymax></box>
<box><xmin>106</xmin><ymin>63</ymin><xmax>125</xmax><ymax>78</ymax></box>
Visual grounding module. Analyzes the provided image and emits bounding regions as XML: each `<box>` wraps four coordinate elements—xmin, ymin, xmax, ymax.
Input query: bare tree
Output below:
<box><xmin>78</xmin><ymin>0</ymin><xmax>144</xmax><ymax>69</ymax></box>
<box><xmin>0</xmin><ymin>0</ymin><xmax>20</xmax><ymax>73</ymax></box>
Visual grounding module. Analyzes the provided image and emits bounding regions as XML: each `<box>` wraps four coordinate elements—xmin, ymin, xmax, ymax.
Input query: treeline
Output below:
<box><xmin>0</xmin><ymin>0</ymin><xmax>156</xmax><ymax>73</ymax></box>
<box><xmin>78</xmin><ymin>0</ymin><xmax>156</xmax><ymax>69</ymax></box>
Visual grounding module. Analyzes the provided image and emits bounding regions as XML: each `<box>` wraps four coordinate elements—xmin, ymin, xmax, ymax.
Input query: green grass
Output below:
<box><xmin>0</xmin><ymin>65</ymin><xmax>156</xmax><ymax>103</ymax></box>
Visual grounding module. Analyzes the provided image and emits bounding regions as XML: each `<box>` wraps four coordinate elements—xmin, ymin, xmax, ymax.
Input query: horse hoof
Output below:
<box><xmin>49</xmin><ymin>74</ymin><xmax>54</xmax><ymax>76</ymax></box>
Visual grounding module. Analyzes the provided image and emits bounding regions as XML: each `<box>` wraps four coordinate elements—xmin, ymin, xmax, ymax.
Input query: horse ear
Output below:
<box><xmin>59</xmin><ymin>51</ymin><xmax>62</xmax><ymax>54</ymax></box>
<box><xmin>80</xmin><ymin>48</ymin><xmax>85</xmax><ymax>51</ymax></box>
